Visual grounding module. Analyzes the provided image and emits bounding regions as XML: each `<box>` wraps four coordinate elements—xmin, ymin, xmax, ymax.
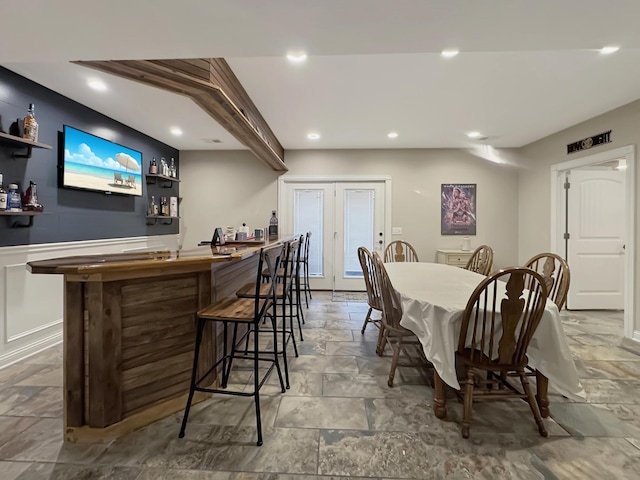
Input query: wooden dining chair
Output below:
<box><xmin>372</xmin><ymin>252</ymin><xmax>431</xmax><ymax>386</ymax></box>
<box><xmin>521</xmin><ymin>252</ymin><xmax>571</xmax><ymax>401</ymax></box>
<box><xmin>464</xmin><ymin>245</ymin><xmax>493</xmax><ymax>276</ymax></box>
<box><xmin>357</xmin><ymin>247</ymin><xmax>383</xmax><ymax>337</ymax></box>
<box><xmin>524</xmin><ymin>253</ymin><xmax>570</xmax><ymax>310</ymax></box>
<box><xmin>455</xmin><ymin>267</ymin><xmax>549</xmax><ymax>439</ymax></box>
<box><xmin>384</xmin><ymin>240</ymin><xmax>419</xmax><ymax>263</ymax></box>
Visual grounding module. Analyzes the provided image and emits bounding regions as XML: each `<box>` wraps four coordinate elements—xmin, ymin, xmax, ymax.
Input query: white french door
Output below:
<box><xmin>280</xmin><ymin>179</ymin><xmax>388</xmax><ymax>291</ymax></box>
<box><xmin>334</xmin><ymin>183</ymin><xmax>385</xmax><ymax>290</ymax></box>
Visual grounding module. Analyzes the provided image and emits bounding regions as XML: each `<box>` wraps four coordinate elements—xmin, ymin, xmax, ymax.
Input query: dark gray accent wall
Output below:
<box><xmin>0</xmin><ymin>67</ymin><xmax>179</xmax><ymax>247</ymax></box>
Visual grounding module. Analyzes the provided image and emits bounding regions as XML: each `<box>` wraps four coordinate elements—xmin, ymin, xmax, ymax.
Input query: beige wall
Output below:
<box><xmin>181</xmin><ymin>148</ymin><xmax>520</xmax><ymax>269</ymax></box>
<box><xmin>518</xmin><ymin>98</ymin><xmax>640</xmax><ymax>332</ymax></box>
<box><xmin>179</xmin><ymin>150</ymin><xmax>280</xmax><ymax>249</ymax></box>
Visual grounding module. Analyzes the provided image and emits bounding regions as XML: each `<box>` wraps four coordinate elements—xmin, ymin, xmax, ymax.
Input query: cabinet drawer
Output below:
<box><xmin>446</xmin><ymin>253</ymin><xmax>471</xmax><ymax>266</ymax></box>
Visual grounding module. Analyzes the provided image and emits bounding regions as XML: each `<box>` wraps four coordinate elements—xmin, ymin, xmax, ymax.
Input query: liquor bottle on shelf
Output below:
<box><xmin>149</xmin><ymin>157</ymin><xmax>158</xmax><ymax>174</ymax></box>
<box><xmin>268</xmin><ymin>210</ymin><xmax>278</xmax><ymax>237</ymax></box>
<box><xmin>169</xmin><ymin>196</ymin><xmax>178</xmax><ymax>217</ymax></box>
<box><xmin>150</xmin><ymin>195</ymin><xmax>158</xmax><ymax>216</ymax></box>
<box><xmin>169</xmin><ymin>158</ymin><xmax>177</xmax><ymax>178</ymax></box>
<box><xmin>160</xmin><ymin>157</ymin><xmax>168</xmax><ymax>176</ymax></box>
<box><xmin>160</xmin><ymin>196</ymin><xmax>168</xmax><ymax>216</ymax></box>
<box><xmin>22</xmin><ymin>103</ymin><xmax>38</xmax><ymax>142</ymax></box>
<box><xmin>22</xmin><ymin>181</ymin><xmax>43</xmax><ymax>212</ymax></box>
<box><xmin>7</xmin><ymin>183</ymin><xmax>22</xmax><ymax>212</ymax></box>
<box><xmin>0</xmin><ymin>174</ymin><xmax>7</xmax><ymax>211</ymax></box>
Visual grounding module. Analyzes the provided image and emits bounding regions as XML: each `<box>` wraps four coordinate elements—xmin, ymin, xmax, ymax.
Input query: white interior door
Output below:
<box><xmin>334</xmin><ymin>183</ymin><xmax>385</xmax><ymax>290</ymax></box>
<box><xmin>567</xmin><ymin>169</ymin><xmax>625</xmax><ymax>309</ymax></box>
<box><xmin>280</xmin><ymin>179</ymin><xmax>388</xmax><ymax>291</ymax></box>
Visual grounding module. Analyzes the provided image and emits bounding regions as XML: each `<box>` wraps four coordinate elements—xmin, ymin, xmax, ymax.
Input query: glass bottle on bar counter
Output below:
<box><xmin>269</xmin><ymin>210</ymin><xmax>278</xmax><ymax>237</ymax></box>
<box><xmin>22</xmin><ymin>103</ymin><xmax>38</xmax><ymax>142</ymax></box>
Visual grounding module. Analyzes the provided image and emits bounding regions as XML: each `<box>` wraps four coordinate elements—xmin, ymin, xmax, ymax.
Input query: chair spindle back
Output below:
<box><xmin>457</xmin><ymin>267</ymin><xmax>548</xmax><ymax>368</ymax></box>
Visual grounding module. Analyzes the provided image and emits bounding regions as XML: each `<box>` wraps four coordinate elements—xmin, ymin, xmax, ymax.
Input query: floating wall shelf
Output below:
<box><xmin>0</xmin><ymin>210</ymin><xmax>43</xmax><ymax>228</ymax></box>
<box><xmin>0</xmin><ymin>132</ymin><xmax>53</xmax><ymax>159</ymax></box>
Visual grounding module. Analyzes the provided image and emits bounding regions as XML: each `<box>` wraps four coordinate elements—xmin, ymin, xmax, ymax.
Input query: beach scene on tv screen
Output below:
<box><xmin>63</xmin><ymin>127</ymin><xmax>143</xmax><ymax>196</ymax></box>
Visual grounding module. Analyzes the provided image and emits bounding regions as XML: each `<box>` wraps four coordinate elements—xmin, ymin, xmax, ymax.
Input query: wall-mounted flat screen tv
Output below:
<box><xmin>60</xmin><ymin>125</ymin><xmax>143</xmax><ymax>196</ymax></box>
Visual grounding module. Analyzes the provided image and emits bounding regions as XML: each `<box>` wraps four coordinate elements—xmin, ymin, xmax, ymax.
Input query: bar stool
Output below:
<box><xmin>178</xmin><ymin>244</ymin><xmax>286</xmax><ymax>446</ymax></box>
<box><xmin>236</xmin><ymin>237</ymin><xmax>304</xmax><ymax>389</ymax></box>
<box><xmin>299</xmin><ymin>232</ymin><xmax>313</xmax><ymax>307</ymax></box>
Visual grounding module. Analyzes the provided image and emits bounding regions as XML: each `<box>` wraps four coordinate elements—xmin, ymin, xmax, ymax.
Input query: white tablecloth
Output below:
<box><xmin>385</xmin><ymin>262</ymin><xmax>585</xmax><ymax>401</ymax></box>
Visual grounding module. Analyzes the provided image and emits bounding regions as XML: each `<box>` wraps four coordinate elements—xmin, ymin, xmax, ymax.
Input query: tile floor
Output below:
<box><xmin>0</xmin><ymin>292</ymin><xmax>639</xmax><ymax>479</ymax></box>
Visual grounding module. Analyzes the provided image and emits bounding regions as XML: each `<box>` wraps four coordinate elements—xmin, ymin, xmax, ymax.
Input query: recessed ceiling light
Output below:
<box><xmin>467</xmin><ymin>131</ymin><xmax>482</xmax><ymax>139</ymax></box>
<box><xmin>600</xmin><ymin>46</ymin><xmax>620</xmax><ymax>55</ymax></box>
<box><xmin>441</xmin><ymin>49</ymin><xmax>459</xmax><ymax>58</ymax></box>
<box><xmin>170</xmin><ymin>127</ymin><xmax>183</xmax><ymax>136</ymax></box>
<box><xmin>87</xmin><ymin>79</ymin><xmax>107</xmax><ymax>91</ymax></box>
<box><xmin>387</xmin><ymin>132</ymin><xmax>399</xmax><ymax>139</ymax></box>
<box><xmin>307</xmin><ymin>133</ymin><xmax>320</xmax><ymax>140</ymax></box>
<box><xmin>287</xmin><ymin>51</ymin><xmax>308</xmax><ymax>63</ymax></box>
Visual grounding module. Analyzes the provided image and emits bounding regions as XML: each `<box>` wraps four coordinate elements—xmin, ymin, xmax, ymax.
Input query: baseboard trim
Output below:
<box><xmin>65</xmin><ymin>391</ymin><xmax>210</xmax><ymax>444</ymax></box>
<box><xmin>0</xmin><ymin>332</ymin><xmax>62</xmax><ymax>369</ymax></box>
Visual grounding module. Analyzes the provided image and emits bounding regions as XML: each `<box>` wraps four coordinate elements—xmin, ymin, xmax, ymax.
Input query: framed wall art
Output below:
<box><xmin>441</xmin><ymin>183</ymin><xmax>476</xmax><ymax>235</ymax></box>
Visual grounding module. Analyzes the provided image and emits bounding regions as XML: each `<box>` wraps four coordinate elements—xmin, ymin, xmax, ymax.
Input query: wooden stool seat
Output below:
<box><xmin>236</xmin><ymin>282</ymin><xmax>285</xmax><ymax>299</ymax></box>
<box><xmin>198</xmin><ymin>297</ymin><xmax>258</xmax><ymax>322</ymax></box>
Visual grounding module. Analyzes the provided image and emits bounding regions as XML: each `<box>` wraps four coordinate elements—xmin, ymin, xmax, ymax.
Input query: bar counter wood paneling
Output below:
<box><xmin>27</xmin><ymin>236</ymin><xmax>292</xmax><ymax>443</ymax></box>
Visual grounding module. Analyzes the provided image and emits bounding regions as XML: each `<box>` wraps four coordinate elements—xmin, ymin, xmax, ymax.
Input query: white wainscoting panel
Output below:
<box><xmin>0</xmin><ymin>234</ymin><xmax>179</xmax><ymax>369</ymax></box>
<box><xmin>4</xmin><ymin>262</ymin><xmax>63</xmax><ymax>341</ymax></box>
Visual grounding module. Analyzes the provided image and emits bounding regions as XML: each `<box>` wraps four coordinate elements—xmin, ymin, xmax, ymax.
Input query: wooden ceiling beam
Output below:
<box><xmin>74</xmin><ymin>58</ymin><xmax>287</xmax><ymax>172</ymax></box>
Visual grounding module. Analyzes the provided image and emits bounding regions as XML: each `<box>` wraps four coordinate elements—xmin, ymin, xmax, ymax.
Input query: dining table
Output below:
<box><xmin>384</xmin><ymin>262</ymin><xmax>585</xmax><ymax>419</ymax></box>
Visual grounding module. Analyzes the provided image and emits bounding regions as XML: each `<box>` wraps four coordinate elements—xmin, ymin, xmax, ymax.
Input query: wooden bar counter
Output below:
<box><xmin>27</xmin><ymin>235</ymin><xmax>292</xmax><ymax>443</ymax></box>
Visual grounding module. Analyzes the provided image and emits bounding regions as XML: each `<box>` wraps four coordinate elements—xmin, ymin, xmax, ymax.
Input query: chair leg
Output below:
<box><xmin>387</xmin><ymin>335</ymin><xmax>403</xmax><ymax>387</ymax></box>
<box><xmin>361</xmin><ymin>307</ymin><xmax>373</xmax><ymax>334</ymax></box>
<box><xmin>519</xmin><ymin>371</ymin><xmax>548</xmax><ymax>437</ymax></box>
<box><xmin>253</xmin><ymin>319</ymin><xmax>263</xmax><ymax>446</ymax></box>
<box><xmin>376</xmin><ymin>324</ymin><xmax>386</xmax><ymax>356</ymax></box>
<box><xmin>461</xmin><ymin>369</ymin><xmax>474</xmax><ymax>439</ymax></box>
<box><xmin>179</xmin><ymin>317</ymin><xmax>206</xmax><ymax>438</ymax></box>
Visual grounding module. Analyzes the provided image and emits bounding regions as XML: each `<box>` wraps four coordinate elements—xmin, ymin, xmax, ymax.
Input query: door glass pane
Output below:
<box><xmin>294</xmin><ymin>189</ymin><xmax>324</xmax><ymax>276</ymax></box>
<box><xmin>344</xmin><ymin>189</ymin><xmax>375</xmax><ymax>278</ymax></box>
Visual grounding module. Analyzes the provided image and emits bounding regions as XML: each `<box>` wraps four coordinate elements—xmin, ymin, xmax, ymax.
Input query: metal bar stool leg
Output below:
<box><xmin>253</xmin><ymin>318</ymin><xmax>263</xmax><ymax>446</ymax></box>
<box><xmin>179</xmin><ymin>317</ymin><xmax>206</xmax><ymax>438</ymax></box>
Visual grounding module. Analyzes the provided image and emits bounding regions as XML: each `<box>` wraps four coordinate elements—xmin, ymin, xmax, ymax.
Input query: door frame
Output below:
<box><xmin>278</xmin><ymin>174</ymin><xmax>393</xmax><ymax>290</ymax></box>
<box><xmin>550</xmin><ymin>145</ymin><xmax>635</xmax><ymax>339</ymax></box>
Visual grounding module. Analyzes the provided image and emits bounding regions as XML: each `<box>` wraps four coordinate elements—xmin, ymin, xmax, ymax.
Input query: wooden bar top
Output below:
<box><xmin>27</xmin><ymin>235</ymin><xmax>294</xmax><ymax>276</ymax></box>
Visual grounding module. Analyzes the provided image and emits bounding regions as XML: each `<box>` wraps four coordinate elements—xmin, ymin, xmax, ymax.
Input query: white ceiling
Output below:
<box><xmin>2</xmin><ymin>0</ymin><xmax>640</xmax><ymax>151</ymax></box>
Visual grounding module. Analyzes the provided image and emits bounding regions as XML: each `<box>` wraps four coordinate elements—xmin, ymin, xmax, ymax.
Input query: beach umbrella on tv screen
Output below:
<box><xmin>116</xmin><ymin>153</ymin><xmax>140</xmax><ymax>171</ymax></box>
